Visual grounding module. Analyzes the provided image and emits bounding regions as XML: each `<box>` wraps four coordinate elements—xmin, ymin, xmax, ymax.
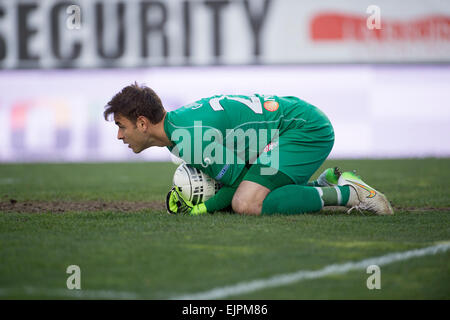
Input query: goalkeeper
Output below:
<box><xmin>104</xmin><ymin>83</ymin><xmax>393</xmax><ymax>216</ymax></box>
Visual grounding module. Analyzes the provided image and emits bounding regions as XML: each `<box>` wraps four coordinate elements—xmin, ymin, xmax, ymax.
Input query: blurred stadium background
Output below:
<box><xmin>1</xmin><ymin>0</ymin><xmax>450</xmax><ymax>303</ymax></box>
<box><xmin>1</xmin><ymin>0</ymin><xmax>449</xmax><ymax>162</ymax></box>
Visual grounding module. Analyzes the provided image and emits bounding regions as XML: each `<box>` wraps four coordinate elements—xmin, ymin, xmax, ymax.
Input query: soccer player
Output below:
<box><xmin>104</xmin><ymin>83</ymin><xmax>394</xmax><ymax>216</ymax></box>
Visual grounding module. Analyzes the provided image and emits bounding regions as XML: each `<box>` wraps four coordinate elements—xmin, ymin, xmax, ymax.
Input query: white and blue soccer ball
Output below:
<box><xmin>172</xmin><ymin>163</ymin><xmax>222</xmax><ymax>205</ymax></box>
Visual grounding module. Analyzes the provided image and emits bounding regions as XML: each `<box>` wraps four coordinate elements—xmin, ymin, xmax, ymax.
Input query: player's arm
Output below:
<box><xmin>166</xmin><ymin>166</ymin><xmax>248</xmax><ymax>216</ymax></box>
<box><xmin>167</xmin><ymin>130</ymin><xmax>249</xmax><ymax>215</ymax></box>
<box><xmin>202</xmin><ymin>167</ymin><xmax>248</xmax><ymax>213</ymax></box>
<box><xmin>166</xmin><ymin>184</ymin><xmax>237</xmax><ymax>215</ymax></box>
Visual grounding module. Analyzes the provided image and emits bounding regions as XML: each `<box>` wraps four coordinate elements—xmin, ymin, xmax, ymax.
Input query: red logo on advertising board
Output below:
<box><xmin>310</xmin><ymin>13</ymin><xmax>450</xmax><ymax>42</ymax></box>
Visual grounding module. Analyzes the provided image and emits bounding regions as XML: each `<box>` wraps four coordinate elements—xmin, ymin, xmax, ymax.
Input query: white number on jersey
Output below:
<box><xmin>208</xmin><ymin>95</ymin><xmax>263</xmax><ymax>114</ymax></box>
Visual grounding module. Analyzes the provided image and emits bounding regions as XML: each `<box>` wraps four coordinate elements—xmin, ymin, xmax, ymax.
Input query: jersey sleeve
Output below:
<box><xmin>171</xmin><ymin>136</ymin><xmax>247</xmax><ymax>186</ymax></box>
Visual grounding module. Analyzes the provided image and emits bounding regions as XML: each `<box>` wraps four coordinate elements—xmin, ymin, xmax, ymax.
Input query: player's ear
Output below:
<box><xmin>136</xmin><ymin>116</ymin><xmax>149</xmax><ymax>131</ymax></box>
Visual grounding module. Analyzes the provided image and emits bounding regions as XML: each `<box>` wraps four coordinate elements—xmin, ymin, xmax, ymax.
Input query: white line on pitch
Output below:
<box><xmin>171</xmin><ymin>242</ymin><xmax>450</xmax><ymax>300</ymax></box>
<box><xmin>0</xmin><ymin>243</ymin><xmax>448</xmax><ymax>300</ymax></box>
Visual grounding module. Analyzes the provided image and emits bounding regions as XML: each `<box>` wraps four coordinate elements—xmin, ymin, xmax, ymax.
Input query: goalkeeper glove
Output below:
<box><xmin>165</xmin><ymin>186</ymin><xmax>207</xmax><ymax>216</ymax></box>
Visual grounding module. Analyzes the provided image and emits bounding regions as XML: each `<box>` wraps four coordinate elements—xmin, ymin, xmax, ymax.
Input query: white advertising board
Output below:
<box><xmin>0</xmin><ymin>65</ymin><xmax>449</xmax><ymax>162</ymax></box>
<box><xmin>0</xmin><ymin>0</ymin><xmax>449</xmax><ymax>69</ymax></box>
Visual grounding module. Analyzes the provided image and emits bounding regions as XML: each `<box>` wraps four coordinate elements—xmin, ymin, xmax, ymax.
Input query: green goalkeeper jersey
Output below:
<box><xmin>163</xmin><ymin>94</ymin><xmax>332</xmax><ymax>186</ymax></box>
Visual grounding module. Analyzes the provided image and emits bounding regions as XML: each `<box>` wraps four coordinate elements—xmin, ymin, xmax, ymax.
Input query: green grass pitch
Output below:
<box><xmin>0</xmin><ymin>159</ymin><xmax>449</xmax><ymax>299</ymax></box>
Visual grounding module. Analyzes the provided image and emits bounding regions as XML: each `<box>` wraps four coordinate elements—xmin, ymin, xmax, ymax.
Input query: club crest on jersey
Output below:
<box><xmin>264</xmin><ymin>100</ymin><xmax>279</xmax><ymax>112</ymax></box>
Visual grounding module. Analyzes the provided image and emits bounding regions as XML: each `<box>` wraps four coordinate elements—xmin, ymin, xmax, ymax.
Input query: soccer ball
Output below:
<box><xmin>172</xmin><ymin>163</ymin><xmax>222</xmax><ymax>205</ymax></box>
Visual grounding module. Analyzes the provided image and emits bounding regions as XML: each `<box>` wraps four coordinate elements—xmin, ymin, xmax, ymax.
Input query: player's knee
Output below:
<box><xmin>231</xmin><ymin>193</ymin><xmax>261</xmax><ymax>215</ymax></box>
<box><xmin>232</xmin><ymin>180</ymin><xmax>270</xmax><ymax>215</ymax></box>
<box><xmin>231</xmin><ymin>195</ymin><xmax>246</xmax><ymax>214</ymax></box>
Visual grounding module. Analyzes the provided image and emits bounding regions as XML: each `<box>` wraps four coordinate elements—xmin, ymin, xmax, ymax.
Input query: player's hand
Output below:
<box><xmin>166</xmin><ymin>186</ymin><xmax>207</xmax><ymax>215</ymax></box>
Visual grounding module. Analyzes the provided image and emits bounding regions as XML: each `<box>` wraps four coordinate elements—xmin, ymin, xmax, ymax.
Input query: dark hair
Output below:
<box><xmin>104</xmin><ymin>82</ymin><xmax>165</xmax><ymax>124</ymax></box>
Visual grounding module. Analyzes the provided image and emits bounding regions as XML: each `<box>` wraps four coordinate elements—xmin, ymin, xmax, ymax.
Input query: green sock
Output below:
<box><xmin>316</xmin><ymin>186</ymin><xmax>350</xmax><ymax>206</ymax></box>
<box><xmin>262</xmin><ymin>185</ymin><xmax>322</xmax><ymax>215</ymax></box>
<box><xmin>261</xmin><ymin>185</ymin><xmax>350</xmax><ymax>215</ymax></box>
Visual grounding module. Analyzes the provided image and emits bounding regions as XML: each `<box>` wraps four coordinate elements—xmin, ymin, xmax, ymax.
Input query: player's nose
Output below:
<box><xmin>117</xmin><ymin>130</ymin><xmax>124</xmax><ymax>140</ymax></box>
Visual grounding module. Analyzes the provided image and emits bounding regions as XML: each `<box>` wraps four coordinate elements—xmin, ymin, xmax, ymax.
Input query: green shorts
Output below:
<box><xmin>244</xmin><ymin>123</ymin><xmax>334</xmax><ymax>190</ymax></box>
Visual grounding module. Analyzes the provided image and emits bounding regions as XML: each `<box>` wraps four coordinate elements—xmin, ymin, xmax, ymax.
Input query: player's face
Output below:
<box><xmin>114</xmin><ymin>113</ymin><xmax>148</xmax><ymax>153</ymax></box>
